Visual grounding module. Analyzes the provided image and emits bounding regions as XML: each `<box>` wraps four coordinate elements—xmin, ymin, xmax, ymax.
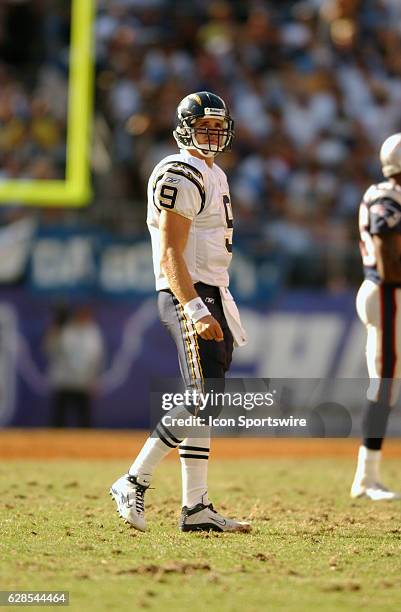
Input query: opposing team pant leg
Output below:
<box><xmin>356</xmin><ymin>281</ymin><xmax>401</xmax><ymax>448</ymax></box>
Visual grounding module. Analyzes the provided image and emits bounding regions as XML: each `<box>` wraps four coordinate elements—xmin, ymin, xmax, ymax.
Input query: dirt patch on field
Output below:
<box><xmin>0</xmin><ymin>429</ymin><xmax>400</xmax><ymax>459</ymax></box>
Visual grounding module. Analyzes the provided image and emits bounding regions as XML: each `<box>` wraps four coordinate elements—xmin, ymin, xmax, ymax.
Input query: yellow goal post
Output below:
<box><xmin>0</xmin><ymin>0</ymin><xmax>95</xmax><ymax>207</ymax></box>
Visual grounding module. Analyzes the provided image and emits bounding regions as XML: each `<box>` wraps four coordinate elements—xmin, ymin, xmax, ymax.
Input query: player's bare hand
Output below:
<box><xmin>195</xmin><ymin>315</ymin><xmax>224</xmax><ymax>342</ymax></box>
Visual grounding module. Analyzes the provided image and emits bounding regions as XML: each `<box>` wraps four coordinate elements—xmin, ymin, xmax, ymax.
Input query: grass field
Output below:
<box><xmin>1</xmin><ymin>457</ymin><xmax>401</xmax><ymax>611</ymax></box>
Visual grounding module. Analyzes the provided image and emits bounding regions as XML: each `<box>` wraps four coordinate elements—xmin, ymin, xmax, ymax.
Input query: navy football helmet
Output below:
<box><xmin>173</xmin><ymin>91</ymin><xmax>234</xmax><ymax>157</ymax></box>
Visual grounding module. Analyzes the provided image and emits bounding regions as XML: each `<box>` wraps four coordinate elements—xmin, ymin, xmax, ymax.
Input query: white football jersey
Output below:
<box><xmin>147</xmin><ymin>150</ymin><xmax>233</xmax><ymax>290</ymax></box>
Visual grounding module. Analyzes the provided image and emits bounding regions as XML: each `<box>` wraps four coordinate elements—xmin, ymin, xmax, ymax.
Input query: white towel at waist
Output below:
<box><xmin>219</xmin><ymin>287</ymin><xmax>247</xmax><ymax>347</ymax></box>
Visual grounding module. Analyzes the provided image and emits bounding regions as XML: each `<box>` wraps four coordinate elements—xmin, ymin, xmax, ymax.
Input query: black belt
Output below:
<box><xmin>159</xmin><ymin>282</ymin><xmax>220</xmax><ymax>295</ymax></box>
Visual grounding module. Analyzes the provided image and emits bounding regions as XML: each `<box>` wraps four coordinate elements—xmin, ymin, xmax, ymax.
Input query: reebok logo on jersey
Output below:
<box><xmin>205</xmin><ymin>297</ymin><xmax>215</xmax><ymax>304</ymax></box>
<box><xmin>165</xmin><ymin>176</ymin><xmax>181</xmax><ymax>184</ymax></box>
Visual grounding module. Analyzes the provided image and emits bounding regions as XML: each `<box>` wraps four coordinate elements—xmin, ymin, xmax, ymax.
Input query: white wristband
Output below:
<box><xmin>183</xmin><ymin>297</ymin><xmax>211</xmax><ymax>323</ymax></box>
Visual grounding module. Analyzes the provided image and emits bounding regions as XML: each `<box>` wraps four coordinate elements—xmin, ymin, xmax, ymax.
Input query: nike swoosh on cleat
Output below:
<box><xmin>210</xmin><ymin>516</ymin><xmax>226</xmax><ymax>526</ymax></box>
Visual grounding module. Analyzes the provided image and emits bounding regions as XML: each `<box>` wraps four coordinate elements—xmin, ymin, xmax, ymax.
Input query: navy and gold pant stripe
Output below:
<box><xmin>379</xmin><ymin>284</ymin><xmax>397</xmax><ymax>403</ymax></box>
<box><xmin>174</xmin><ymin>298</ymin><xmax>204</xmax><ymax>394</ymax></box>
<box><xmin>157</xmin><ymin>282</ymin><xmax>233</xmax><ymax>388</ymax></box>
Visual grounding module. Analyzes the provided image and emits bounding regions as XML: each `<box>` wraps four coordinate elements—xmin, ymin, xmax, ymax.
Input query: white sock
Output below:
<box><xmin>179</xmin><ymin>437</ymin><xmax>210</xmax><ymax>508</ymax></box>
<box><xmin>129</xmin><ymin>436</ymin><xmax>175</xmax><ymax>486</ymax></box>
<box><xmin>128</xmin><ymin>403</ymin><xmax>202</xmax><ymax>484</ymax></box>
<box><xmin>354</xmin><ymin>445</ymin><xmax>381</xmax><ymax>485</ymax></box>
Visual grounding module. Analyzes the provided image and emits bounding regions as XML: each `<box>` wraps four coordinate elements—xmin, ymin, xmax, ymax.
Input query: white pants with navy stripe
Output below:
<box><xmin>357</xmin><ymin>279</ymin><xmax>401</xmax><ymax>406</ymax></box>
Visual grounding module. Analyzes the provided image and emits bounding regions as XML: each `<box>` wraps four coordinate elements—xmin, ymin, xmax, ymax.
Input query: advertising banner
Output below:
<box><xmin>0</xmin><ymin>288</ymin><xmax>372</xmax><ymax>431</ymax></box>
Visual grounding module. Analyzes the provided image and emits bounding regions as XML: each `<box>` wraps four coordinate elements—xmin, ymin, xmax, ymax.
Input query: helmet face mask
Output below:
<box><xmin>173</xmin><ymin>92</ymin><xmax>234</xmax><ymax>157</ymax></box>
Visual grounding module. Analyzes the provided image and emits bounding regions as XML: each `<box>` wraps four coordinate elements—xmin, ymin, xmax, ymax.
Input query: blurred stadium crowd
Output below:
<box><xmin>2</xmin><ymin>0</ymin><xmax>401</xmax><ymax>287</ymax></box>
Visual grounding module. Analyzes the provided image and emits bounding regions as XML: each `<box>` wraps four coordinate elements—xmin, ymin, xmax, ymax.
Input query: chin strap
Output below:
<box><xmin>194</xmin><ymin>149</ymin><xmax>216</xmax><ymax>158</ymax></box>
<box><xmin>191</xmin><ymin>134</ymin><xmax>222</xmax><ymax>156</ymax></box>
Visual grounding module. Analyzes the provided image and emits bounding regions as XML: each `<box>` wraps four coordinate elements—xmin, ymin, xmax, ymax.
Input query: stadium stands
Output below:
<box><xmin>2</xmin><ymin>0</ymin><xmax>401</xmax><ymax>286</ymax></box>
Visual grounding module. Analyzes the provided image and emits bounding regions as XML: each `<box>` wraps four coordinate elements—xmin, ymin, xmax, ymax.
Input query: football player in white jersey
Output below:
<box><xmin>111</xmin><ymin>92</ymin><xmax>251</xmax><ymax>532</ymax></box>
<box><xmin>351</xmin><ymin>133</ymin><xmax>401</xmax><ymax>501</ymax></box>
